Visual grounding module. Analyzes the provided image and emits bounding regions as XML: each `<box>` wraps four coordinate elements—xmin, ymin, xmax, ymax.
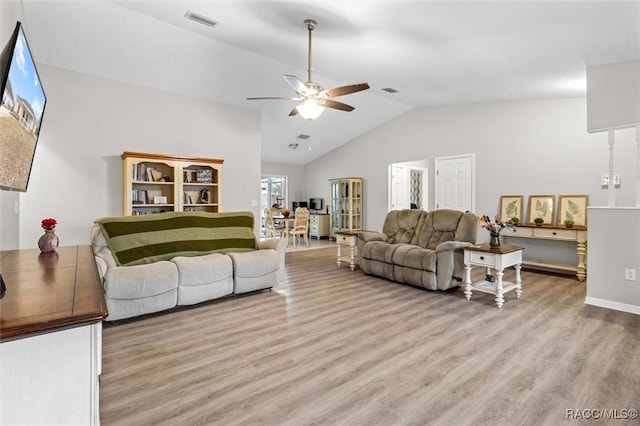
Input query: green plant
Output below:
<box><xmin>534</xmin><ymin>217</ymin><xmax>544</xmax><ymax>225</ymax></box>
<box><xmin>564</xmin><ymin>218</ymin><xmax>575</xmax><ymax>228</ymax></box>
<box><xmin>511</xmin><ymin>216</ymin><xmax>520</xmax><ymax>224</ymax></box>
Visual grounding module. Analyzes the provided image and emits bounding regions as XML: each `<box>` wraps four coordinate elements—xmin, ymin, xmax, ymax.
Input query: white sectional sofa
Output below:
<box><xmin>91</xmin><ymin>211</ymin><xmax>286</xmax><ymax>321</ymax></box>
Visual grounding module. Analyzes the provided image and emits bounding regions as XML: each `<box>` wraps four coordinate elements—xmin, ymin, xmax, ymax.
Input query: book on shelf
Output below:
<box><xmin>132</xmin><ymin>189</ymin><xmax>149</xmax><ymax>204</ymax></box>
<box><xmin>184</xmin><ymin>192</ymin><xmax>193</xmax><ymax>204</ymax></box>
<box><xmin>183</xmin><ymin>170</ymin><xmax>197</xmax><ymax>183</ymax></box>
<box><xmin>132</xmin><ymin>164</ymin><xmax>163</xmax><ymax>182</ymax></box>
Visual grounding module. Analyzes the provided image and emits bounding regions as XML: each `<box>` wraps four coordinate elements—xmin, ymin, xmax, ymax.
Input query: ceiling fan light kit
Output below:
<box><xmin>247</xmin><ymin>19</ymin><xmax>369</xmax><ymax>120</ymax></box>
<box><xmin>296</xmin><ymin>98</ymin><xmax>325</xmax><ymax>120</ymax></box>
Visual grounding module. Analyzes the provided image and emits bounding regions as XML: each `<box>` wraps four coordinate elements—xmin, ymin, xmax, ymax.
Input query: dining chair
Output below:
<box><xmin>284</xmin><ymin>207</ymin><xmax>310</xmax><ymax>247</ymax></box>
<box><xmin>264</xmin><ymin>208</ymin><xmax>285</xmax><ymax>239</ymax></box>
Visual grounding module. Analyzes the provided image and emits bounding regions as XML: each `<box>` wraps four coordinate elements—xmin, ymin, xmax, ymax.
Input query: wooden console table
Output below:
<box><xmin>504</xmin><ymin>224</ymin><xmax>587</xmax><ymax>281</ymax></box>
<box><xmin>0</xmin><ymin>245</ymin><xmax>107</xmax><ymax>425</ymax></box>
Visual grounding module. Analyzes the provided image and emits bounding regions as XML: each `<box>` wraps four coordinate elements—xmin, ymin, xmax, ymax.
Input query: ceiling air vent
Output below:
<box><xmin>296</xmin><ymin>134</ymin><xmax>310</xmax><ymax>140</ymax></box>
<box><xmin>382</xmin><ymin>87</ymin><xmax>399</xmax><ymax>93</ymax></box>
<box><xmin>184</xmin><ymin>11</ymin><xmax>219</xmax><ymax>28</ymax></box>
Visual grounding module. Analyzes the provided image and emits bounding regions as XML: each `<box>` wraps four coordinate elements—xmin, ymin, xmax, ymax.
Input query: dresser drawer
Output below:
<box><xmin>469</xmin><ymin>252</ymin><xmax>496</xmax><ymax>267</ymax></box>
<box><xmin>532</xmin><ymin>228</ymin><xmax>577</xmax><ymax>240</ymax></box>
<box><xmin>509</xmin><ymin>226</ymin><xmax>533</xmax><ymax>237</ymax></box>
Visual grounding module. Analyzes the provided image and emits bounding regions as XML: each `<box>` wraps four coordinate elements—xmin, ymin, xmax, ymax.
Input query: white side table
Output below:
<box><xmin>464</xmin><ymin>243</ymin><xmax>524</xmax><ymax>308</ymax></box>
<box><xmin>336</xmin><ymin>231</ymin><xmax>358</xmax><ymax>271</ymax></box>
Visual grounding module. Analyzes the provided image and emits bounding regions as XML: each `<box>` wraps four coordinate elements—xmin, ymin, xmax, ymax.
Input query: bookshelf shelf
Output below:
<box><xmin>122</xmin><ymin>152</ymin><xmax>223</xmax><ymax>215</ymax></box>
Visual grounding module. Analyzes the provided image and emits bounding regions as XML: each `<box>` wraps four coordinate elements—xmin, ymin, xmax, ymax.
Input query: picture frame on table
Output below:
<box><xmin>499</xmin><ymin>195</ymin><xmax>524</xmax><ymax>223</ymax></box>
<box><xmin>557</xmin><ymin>195</ymin><xmax>589</xmax><ymax>226</ymax></box>
<box><xmin>527</xmin><ymin>195</ymin><xmax>555</xmax><ymax>225</ymax></box>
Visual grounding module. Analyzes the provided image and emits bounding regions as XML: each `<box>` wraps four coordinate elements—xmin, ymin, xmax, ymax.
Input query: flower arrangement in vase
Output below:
<box><xmin>38</xmin><ymin>217</ymin><xmax>59</xmax><ymax>253</ymax></box>
<box><xmin>480</xmin><ymin>215</ymin><xmax>515</xmax><ymax>248</ymax></box>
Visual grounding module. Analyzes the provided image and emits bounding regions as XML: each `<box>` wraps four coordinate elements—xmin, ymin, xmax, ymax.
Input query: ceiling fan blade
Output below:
<box><xmin>288</xmin><ymin>106</ymin><xmax>300</xmax><ymax>117</ymax></box>
<box><xmin>246</xmin><ymin>96</ymin><xmax>302</xmax><ymax>101</ymax></box>
<box><xmin>283</xmin><ymin>75</ymin><xmax>308</xmax><ymax>95</ymax></box>
<box><xmin>317</xmin><ymin>98</ymin><xmax>355</xmax><ymax>112</ymax></box>
<box><xmin>321</xmin><ymin>83</ymin><xmax>370</xmax><ymax>98</ymax></box>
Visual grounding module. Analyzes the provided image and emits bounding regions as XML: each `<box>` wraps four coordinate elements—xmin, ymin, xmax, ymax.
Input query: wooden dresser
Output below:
<box><xmin>0</xmin><ymin>245</ymin><xmax>108</xmax><ymax>425</ymax></box>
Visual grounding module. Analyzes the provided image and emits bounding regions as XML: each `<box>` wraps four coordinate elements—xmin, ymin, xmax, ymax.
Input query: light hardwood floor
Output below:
<box><xmin>101</xmin><ymin>247</ymin><xmax>640</xmax><ymax>426</ymax></box>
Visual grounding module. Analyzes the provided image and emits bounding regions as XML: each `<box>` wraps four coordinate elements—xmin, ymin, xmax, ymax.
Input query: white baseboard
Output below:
<box><xmin>584</xmin><ymin>297</ymin><xmax>640</xmax><ymax>315</ymax></box>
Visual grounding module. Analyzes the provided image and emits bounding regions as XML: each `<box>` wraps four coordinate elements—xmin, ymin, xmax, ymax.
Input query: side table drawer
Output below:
<box><xmin>336</xmin><ymin>233</ymin><xmax>357</xmax><ymax>246</ymax></box>
<box><xmin>469</xmin><ymin>252</ymin><xmax>496</xmax><ymax>267</ymax></box>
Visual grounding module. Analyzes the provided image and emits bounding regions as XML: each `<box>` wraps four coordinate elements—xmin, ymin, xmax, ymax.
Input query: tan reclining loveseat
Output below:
<box><xmin>358</xmin><ymin>209</ymin><xmax>477</xmax><ymax>290</ymax></box>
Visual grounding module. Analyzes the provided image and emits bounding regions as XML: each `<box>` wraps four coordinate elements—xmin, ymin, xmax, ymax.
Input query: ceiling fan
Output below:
<box><xmin>247</xmin><ymin>19</ymin><xmax>369</xmax><ymax>120</ymax></box>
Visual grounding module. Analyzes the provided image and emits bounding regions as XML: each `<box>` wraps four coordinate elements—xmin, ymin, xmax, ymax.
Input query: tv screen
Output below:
<box><xmin>309</xmin><ymin>197</ymin><xmax>323</xmax><ymax>211</ymax></box>
<box><xmin>0</xmin><ymin>22</ymin><xmax>46</xmax><ymax>192</ymax></box>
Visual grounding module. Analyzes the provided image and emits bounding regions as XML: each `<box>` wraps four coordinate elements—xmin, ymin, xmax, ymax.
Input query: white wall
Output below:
<box><xmin>8</xmin><ymin>64</ymin><xmax>261</xmax><ymax>249</ymax></box>
<box><xmin>587</xmin><ymin>207</ymin><xmax>640</xmax><ymax>314</ymax></box>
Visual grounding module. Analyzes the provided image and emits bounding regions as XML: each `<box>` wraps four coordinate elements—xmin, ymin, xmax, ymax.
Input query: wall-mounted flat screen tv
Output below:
<box><xmin>0</xmin><ymin>21</ymin><xmax>46</xmax><ymax>192</ymax></box>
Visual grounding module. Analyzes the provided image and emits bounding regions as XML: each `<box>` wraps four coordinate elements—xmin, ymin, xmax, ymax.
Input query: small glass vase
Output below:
<box><xmin>38</xmin><ymin>229</ymin><xmax>59</xmax><ymax>253</ymax></box>
<box><xmin>489</xmin><ymin>231</ymin><xmax>501</xmax><ymax>248</ymax></box>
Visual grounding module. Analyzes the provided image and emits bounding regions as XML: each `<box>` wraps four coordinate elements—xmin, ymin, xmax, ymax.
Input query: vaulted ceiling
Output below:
<box><xmin>21</xmin><ymin>0</ymin><xmax>640</xmax><ymax>165</ymax></box>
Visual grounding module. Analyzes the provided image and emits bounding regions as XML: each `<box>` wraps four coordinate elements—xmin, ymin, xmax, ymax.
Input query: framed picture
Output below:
<box><xmin>196</xmin><ymin>168</ymin><xmax>213</xmax><ymax>183</ymax></box>
<box><xmin>499</xmin><ymin>195</ymin><xmax>524</xmax><ymax>222</ymax></box>
<box><xmin>527</xmin><ymin>195</ymin><xmax>555</xmax><ymax>225</ymax></box>
<box><xmin>557</xmin><ymin>195</ymin><xmax>589</xmax><ymax>226</ymax></box>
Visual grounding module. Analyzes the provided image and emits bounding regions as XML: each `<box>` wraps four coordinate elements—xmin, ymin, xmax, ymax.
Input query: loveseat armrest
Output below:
<box><xmin>357</xmin><ymin>231</ymin><xmax>388</xmax><ymax>256</ymax></box>
<box><xmin>257</xmin><ymin>238</ymin><xmax>287</xmax><ymax>284</ymax></box>
<box><xmin>435</xmin><ymin>241</ymin><xmax>473</xmax><ymax>290</ymax></box>
<box><xmin>434</xmin><ymin>240</ymin><xmax>473</xmax><ymax>253</ymax></box>
<box><xmin>357</xmin><ymin>231</ymin><xmax>388</xmax><ymax>243</ymax></box>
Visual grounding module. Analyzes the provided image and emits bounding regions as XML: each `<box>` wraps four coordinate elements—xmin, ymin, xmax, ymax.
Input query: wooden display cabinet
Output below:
<box><xmin>329</xmin><ymin>177</ymin><xmax>363</xmax><ymax>237</ymax></box>
<box><xmin>122</xmin><ymin>152</ymin><xmax>223</xmax><ymax>216</ymax></box>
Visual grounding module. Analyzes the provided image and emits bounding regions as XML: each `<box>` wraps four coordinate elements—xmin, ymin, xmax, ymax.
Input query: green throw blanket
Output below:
<box><xmin>95</xmin><ymin>211</ymin><xmax>257</xmax><ymax>266</ymax></box>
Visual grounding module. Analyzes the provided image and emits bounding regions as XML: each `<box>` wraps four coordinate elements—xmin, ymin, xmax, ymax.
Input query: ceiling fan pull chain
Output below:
<box><xmin>307</xmin><ymin>119</ymin><xmax>315</xmax><ymax>150</ymax></box>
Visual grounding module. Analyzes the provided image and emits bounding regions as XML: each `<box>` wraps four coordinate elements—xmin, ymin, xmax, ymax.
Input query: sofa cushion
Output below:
<box><xmin>172</xmin><ymin>253</ymin><xmax>234</xmax><ymax>305</ymax></box>
<box><xmin>414</xmin><ymin>209</ymin><xmax>463</xmax><ymax>249</ymax></box>
<box><xmin>382</xmin><ymin>209</ymin><xmax>425</xmax><ymax>244</ymax></box>
<box><xmin>391</xmin><ymin>245</ymin><xmax>437</xmax><ymax>272</ymax></box>
<box><xmin>361</xmin><ymin>241</ymin><xmax>405</xmax><ymax>264</ymax></box>
<box><xmin>228</xmin><ymin>250</ymin><xmax>279</xmax><ymax>294</ymax></box>
<box><xmin>94</xmin><ymin>211</ymin><xmax>257</xmax><ymax>266</ymax></box>
<box><xmin>103</xmin><ymin>261</ymin><xmax>178</xmax><ymax>299</ymax></box>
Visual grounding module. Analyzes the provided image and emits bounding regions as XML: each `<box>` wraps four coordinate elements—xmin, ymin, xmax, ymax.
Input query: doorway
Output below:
<box><xmin>260</xmin><ymin>175</ymin><xmax>288</xmax><ymax>237</ymax></box>
<box><xmin>389</xmin><ymin>160</ymin><xmax>428</xmax><ymax>211</ymax></box>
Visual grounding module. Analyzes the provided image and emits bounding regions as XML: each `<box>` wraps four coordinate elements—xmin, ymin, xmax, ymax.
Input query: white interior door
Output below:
<box><xmin>435</xmin><ymin>154</ymin><xmax>475</xmax><ymax>212</ymax></box>
<box><xmin>390</xmin><ymin>164</ymin><xmax>409</xmax><ymax>210</ymax></box>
